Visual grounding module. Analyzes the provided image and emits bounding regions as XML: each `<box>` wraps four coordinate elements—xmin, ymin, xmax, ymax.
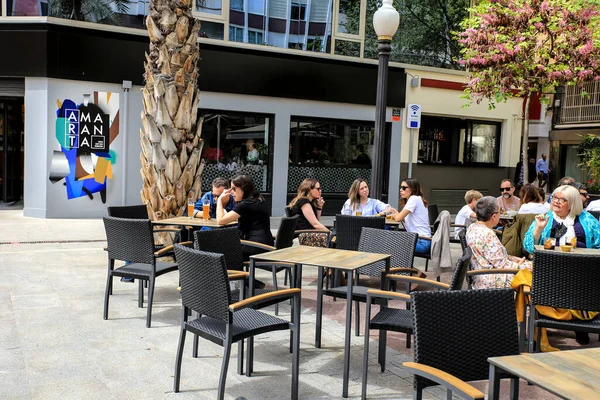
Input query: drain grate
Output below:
<box><xmin>0</xmin><ymin>239</ymin><xmax>106</xmax><ymax>245</ymax></box>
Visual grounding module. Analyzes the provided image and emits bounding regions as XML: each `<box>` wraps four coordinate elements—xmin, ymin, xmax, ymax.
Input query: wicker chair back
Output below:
<box><xmin>458</xmin><ymin>229</ymin><xmax>468</xmax><ymax>253</ymax></box>
<box><xmin>428</xmin><ymin>204</ymin><xmax>439</xmax><ymax>228</ymax></box>
<box><xmin>103</xmin><ymin>217</ymin><xmax>155</xmax><ymax>264</ymax></box>
<box><xmin>274</xmin><ymin>215</ymin><xmax>299</xmax><ymax>250</ymax></box>
<box><xmin>335</xmin><ymin>215</ymin><xmax>386</xmax><ymax>251</ymax></box>
<box><xmin>448</xmin><ymin>247</ymin><xmax>472</xmax><ymax>291</ymax></box>
<box><xmin>532</xmin><ymin>250</ymin><xmax>600</xmax><ymax>311</ymax></box>
<box><xmin>356</xmin><ymin>228</ymin><xmax>417</xmax><ymax>277</ymax></box>
<box><xmin>174</xmin><ymin>244</ymin><xmax>231</xmax><ymax>322</ymax></box>
<box><xmin>194</xmin><ymin>227</ymin><xmax>244</xmax><ymax>271</ymax></box>
<box><xmin>412</xmin><ymin>289</ymin><xmax>519</xmax><ymax>392</ymax></box>
<box><xmin>107</xmin><ymin>204</ymin><xmax>149</xmax><ymax>219</ymax></box>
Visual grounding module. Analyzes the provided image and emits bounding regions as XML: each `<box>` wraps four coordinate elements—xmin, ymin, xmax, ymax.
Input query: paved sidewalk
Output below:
<box><xmin>0</xmin><ymin>210</ymin><xmax>570</xmax><ymax>399</ymax></box>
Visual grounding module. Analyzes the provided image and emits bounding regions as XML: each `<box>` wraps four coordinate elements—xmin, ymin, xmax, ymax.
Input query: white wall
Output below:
<box><xmin>23</xmin><ymin>77</ymin><xmax>143</xmax><ymax>218</ymax></box>
<box><xmin>403</xmin><ymin>69</ymin><xmax>524</xmax><ymax>168</ymax></box>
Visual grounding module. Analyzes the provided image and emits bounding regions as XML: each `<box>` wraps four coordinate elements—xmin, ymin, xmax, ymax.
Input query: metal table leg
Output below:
<box><xmin>342</xmin><ymin>269</ymin><xmax>354</xmax><ymax>398</ymax></box>
<box><xmin>316</xmin><ymin>266</ymin><xmax>323</xmax><ymax>348</ymax></box>
<box><xmin>488</xmin><ymin>363</ymin><xmax>501</xmax><ymax>400</ymax></box>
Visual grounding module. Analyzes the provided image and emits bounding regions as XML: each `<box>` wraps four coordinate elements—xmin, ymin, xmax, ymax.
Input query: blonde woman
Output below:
<box><xmin>341</xmin><ymin>179</ymin><xmax>395</xmax><ymax>216</ymax></box>
<box><xmin>288</xmin><ymin>178</ymin><xmax>329</xmax><ymax>231</ymax></box>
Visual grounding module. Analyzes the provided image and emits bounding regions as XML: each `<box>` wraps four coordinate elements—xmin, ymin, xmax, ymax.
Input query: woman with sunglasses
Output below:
<box><xmin>341</xmin><ymin>178</ymin><xmax>396</xmax><ymax>216</ymax></box>
<box><xmin>392</xmin><ymin>178</ymin><xmax>432</xmax><ymax>253</ymax></box>
<box><xmin>288</xmin><ymin>178</ymin><xmax>329</xmax><ymax>231</ymax></box>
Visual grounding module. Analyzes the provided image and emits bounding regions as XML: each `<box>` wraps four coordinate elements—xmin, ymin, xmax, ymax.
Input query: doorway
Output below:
<box><xmin>0</xmin><ymin>99</ymin><xmax>24</xmax><ymax>203</ymax></box>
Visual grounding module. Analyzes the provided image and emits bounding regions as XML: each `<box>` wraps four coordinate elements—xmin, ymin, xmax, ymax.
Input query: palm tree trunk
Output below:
<box><xmin>141</xmin><ymin>0</ymin><xmax>204</xmax><ymax>244</ymax></box>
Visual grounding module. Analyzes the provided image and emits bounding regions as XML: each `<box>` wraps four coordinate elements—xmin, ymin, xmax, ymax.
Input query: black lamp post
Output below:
<box><xmin>370</xmin><ymin>0</ymin><xmax>399</xmax><ymax>200</ymax></box>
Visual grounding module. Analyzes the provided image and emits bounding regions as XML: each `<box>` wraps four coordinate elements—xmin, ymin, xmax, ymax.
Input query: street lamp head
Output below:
<box><xmin>373</xmin><ymin>0</ymin><xmax>399</xmax><ymax>41</ymax></box>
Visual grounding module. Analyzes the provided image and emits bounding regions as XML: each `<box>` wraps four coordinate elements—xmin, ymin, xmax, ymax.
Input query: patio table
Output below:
<box><xmin>534</xmin><ymin>245</ymin><xmax>600</xmax><ymax>255</ymax></box>
<box><xmin>488</xmin><ymin>347</ymin><xmax>600</xmax><ymax>400</ymax></box>
<box><xmin>151</xmin><ymin>216</ymin><xmax>237</xmax><ymax>229</ymax></box>
<box><xmin>249</xmin><ymin>246</ymin><xmax>391</xmax><ymax>398</ymax></box>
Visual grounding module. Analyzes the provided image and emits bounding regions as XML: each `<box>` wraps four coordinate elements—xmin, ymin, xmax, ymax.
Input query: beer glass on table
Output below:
<box><xmin>202</xmin><ymin>199</ymin><xmax>210</xmax><ymax>220</ymax></box>
<box><xmin>187</xmin><ymin>199</ymin><xmax>195</xmax><ymax>219</ymax></box>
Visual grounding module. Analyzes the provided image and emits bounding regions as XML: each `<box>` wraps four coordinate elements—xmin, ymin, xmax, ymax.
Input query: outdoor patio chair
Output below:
<box><xmin>323</xmin><ymin>228</ymin><xmax>419</xmax><ymax>337</ymax></box>
<box><xmin>102</xmin><ymin>216</ymin><xmax>179</xmax><ymax>328</ymax></box>
<box><xmin>334</xmin><ymin>215</ymin><xmax>386</xmax><ymax>251</ymax></box>
<box><xmin>361</xmin><ymin>247</ymin><xmax>473</xmax><ymax>397</ymax></box>
<box><xmin>401</xmin><ymin>289</ymin><xmax>520</xmax><ymax>400</ymax></box>
<box><xmin>172</xmin><ymin>245</ymin><xmax>301</xmax><ymax>400</ymax></box>
<box><xmin>528</xmin><ymin>250</ymin><xmax>600</xmax><ymax>353</ymax></box>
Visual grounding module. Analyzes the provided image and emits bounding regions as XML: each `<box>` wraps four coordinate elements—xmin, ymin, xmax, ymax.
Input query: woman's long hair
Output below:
<box><xmin>399</xmin><ymin>178</ymin><xmax>428</xmax><ymax>207</ymax></box>
<box><xmin>289</xmin><ymin>178</ymin><xmax>318</xmax><ymax>208</ymax></box>
<box><xmin>519</xmin><ymin>183</ymin><xmax>542</xmax><ymax>206</ymax></box>
<box><xmin>231</xmin><ymin>175</ymin><xmax>262</xmax><ymax>201</ymax></box>
<box><xmin>347</xmin><ymin>178</ymin><xmax>366</xmax><ymax>211</ymax></box>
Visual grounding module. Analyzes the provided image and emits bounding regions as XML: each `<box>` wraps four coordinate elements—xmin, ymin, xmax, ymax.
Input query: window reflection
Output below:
<box><xmin>337</xmin><ymin>0</ymin><xmax>360</xmax><ymax>35</ymax></box>
<box><xmin>288</xmin><ymin>118</ymin><xmax>382</xmax><ymax>193</ymax></box>
<box><xmin>200</xmin><ymin>20</ymin><xmax>225</xmax><ymax>39</ymax></box>
<box><xmin>418</xmin><ymin>116</ymin><xmax>500</xmax><ymax>165</ymax></box>
<box><xmin>196</xmin><ymin>0</ymin><xmax>223</xmax><ymax>15</ymax></box>
<box><xmin>7</xmin><ymin>0</ymin><xmax>48</xmax><ymax>16</ymax></box>
<box><xmin>226</xmin><ymin>0</ymin><xmax>332</xmax><ymax>52</ymax></box>
<box><xmin>199</xmin><ymin>111</ymin><xmax>273</xmax><ymax>192</ymax></box>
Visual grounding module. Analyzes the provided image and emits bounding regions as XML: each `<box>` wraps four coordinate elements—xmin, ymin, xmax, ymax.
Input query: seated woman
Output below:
<box><xmin>523</xmin><ymin>184</ymin><xmax>600</xmax><ymax>253</ymax></box>
<box><xmin>392</xmin><ymin>178</ymin><xmax>432</xmax><ymax>253</ymax></box>
<box><xmin>518</xmin><ymin>184</ymin><xmax>548</xmax><ymax>214</ymax></box>
<box><xmin>341</xmin><ymin>178</ymin><xmax>396</xmax><ymax>216</ymax></box>
<box><xmin>288</xmin><ymin>178</ymin><xmax>330</xmax><ymax>231</ymax></box>
<box><xmin>216</xmin><ymin>174</ymin><xmax>273</xmax><ymax>249</ymax></box>
<box><xmin>523</xmin><ymin>184</ymin><xmax>600</xmax><ymax>346</ymax></box>
<box><xmin>466</xmin><ymin>196</ymin><xmax>532</xmax><ymax>290</ymax></box>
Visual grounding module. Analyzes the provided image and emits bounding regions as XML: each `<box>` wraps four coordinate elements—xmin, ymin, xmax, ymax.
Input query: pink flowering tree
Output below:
<box><xmin>458</xmin><ymin>0</ymin><xmax>600</xmax><ymax>182</ymax></box>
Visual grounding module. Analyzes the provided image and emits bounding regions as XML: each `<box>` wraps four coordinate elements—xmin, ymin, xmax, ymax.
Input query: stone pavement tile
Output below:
<box><xmin>11</xmin><ymin>292</ymin><xmax>63</xmax><ymax>310</ymax></box>
<box><xmin>0</xmin><ymin>369</ymin><xmax>31</xmax><ymax>399</ymax></box>
<box><xmin>29</xmin><ymin>377</ymin><xmax>112</xmax><ymax>400</ymax></box>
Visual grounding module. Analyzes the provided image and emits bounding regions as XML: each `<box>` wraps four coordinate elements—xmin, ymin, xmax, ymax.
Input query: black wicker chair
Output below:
<box><xmin>528</xmin><ymin>250</ymin><xmax>600</xmax><ymax>353</ymax></box>
<box><xmin>102</xmin><ymin>217</ymin><xmax>179</xmax><ymax>328</ymax></box>
<box><xmin>401</xmin><ymin>289</ymin><xmax>520</xmax><ymax>400</ymax></box>
<box><xmin>172</xmin><ymin>245</ymin><xmax>301</xmax><ymax>400</ymax></box>
<box><xmin>323</xmin><ymin>228</ymin><xmax>419</xmax><ymax>338</ymax></box>
<box><xmin>361</xmin><ymin>247</ymin><xmax>473</xmax><ymax>397</ymax></box>
<box><xmin>428</xmin><ymin>204</ymin><xmax>439</xmax><ymax>229</ymax></box>
<box><xmin>334</xmin><ymin>215</ymin><xmax>386</xmax><ymax>251</ymax></box>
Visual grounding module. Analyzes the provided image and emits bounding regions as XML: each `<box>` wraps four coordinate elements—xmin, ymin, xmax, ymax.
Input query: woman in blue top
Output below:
<box><xmin>524</xmin><ymin>184</ymin><xmax>600</xmax><ymax>253</ymax></box>
<box><xmin>341</xmin><ymin>179</ymin><xmax>396</xmax><ymax>216</ymax></box>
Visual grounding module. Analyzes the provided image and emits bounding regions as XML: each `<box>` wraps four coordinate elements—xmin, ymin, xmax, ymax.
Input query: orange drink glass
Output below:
<box><xmin>202</xmin><ymin>199</ymin><xmax>210</xmax><ymax>220</ymax></box>
<box><xmin>187</xmin><ymin>199</ymin><xmax>195</xmax><ymax>219</ymax></box>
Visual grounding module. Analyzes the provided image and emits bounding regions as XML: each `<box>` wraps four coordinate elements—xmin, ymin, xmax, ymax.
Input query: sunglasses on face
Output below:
<box><xmin>500</xmin><ymin>187</ymin><xmax>512</xmax><ymax>192</ymax></box>
<box><xmin>400</xmin><ymin>186</ymin><xmax>410</xmax><ymax>191</ymax></box>
<box><xmin>581</xmin><ymin>192</ymin><xmax>589</xmax><ymax>197</ymax></box>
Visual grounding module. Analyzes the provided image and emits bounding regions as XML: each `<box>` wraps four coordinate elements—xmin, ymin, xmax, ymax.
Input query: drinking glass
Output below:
<box><xmin>187</xmin><ymin>198</ymin><xmax>195</xmax><ymax>219</ymax></box>
<box><xmin>202</xmin><ymin>199</ymin><xmax>210</xmax><ymax>220</ymax></box>
<box><xmin>355</xmin><ymin>211</ymin><xmax>362</xmax><ymax>216</ymax></box>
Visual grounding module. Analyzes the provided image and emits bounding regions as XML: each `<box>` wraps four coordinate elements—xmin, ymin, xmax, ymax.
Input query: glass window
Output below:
<box><xmin>229</xmin><ymin>25</ymin><xmax>244</xmax><ymax>42</ymax></box>
<box><xmin>248</xmin><ymin>30</ymin><xmax>264</xmax><ymax>44</ymax></box>
<box><xmin>230</xmin><ymin>0</ymin><xmax>244</xmax><ymax>11</ymax></box>
<box><xmin>199</xmin><ymin>111</ymin><xmax>273</xmax><ymax>192</ymax></box>
<box><xmin>291</xmin><ymin>2</ymin><xmax>307</xmax><ymax>20</ymax></box>
<box><xmin>334</xmin><ymin>39</ymin><xmax>360</xmax><ymax>57</ymax></box>
<box><xmin>288</xmin><ymin>117</ymin><xmax>390</xmax><ymax>194</ymax></box>
<box><xmin>197</xmin><ymin>0</ymin><xmax>223</xmax><ymax>15</ymax></box>
<box><xmin>418</xmin><ymin>116</ymin><xmax>500</xmax><ymax>165</ymax></box>
<box><xmin>337</xmin><ymin>0</ymin><xmax>360</xmax><ymax>35</ymax></box>
<box><xmin>199</xmin><ymin>20</ymin><xmax>225</xmax><ymax>39</ymax></box>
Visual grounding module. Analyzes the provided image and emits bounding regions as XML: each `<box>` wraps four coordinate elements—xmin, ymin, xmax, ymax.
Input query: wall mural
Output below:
<box><xmin>49</xmin><ymin>92</ymin><xmax>120</xmax><ymax>202</ymax></box>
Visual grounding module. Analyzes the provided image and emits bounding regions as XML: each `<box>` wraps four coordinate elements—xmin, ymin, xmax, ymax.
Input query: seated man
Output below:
<box><xmin>454</xmin><ymin>189</ymin><xmax>482</xmax><ymax>240</ymax></box>
<box><xmin>194</xmin><ymin>177</ymin><xmax>235</xmax><ymax>221</ymax></box>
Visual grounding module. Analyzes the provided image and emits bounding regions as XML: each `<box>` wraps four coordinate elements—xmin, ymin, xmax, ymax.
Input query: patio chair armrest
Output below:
<box><xmin>402</xmin><ymin>362</ymin><xmax>484</xmax><ymax>400</ymax></box>
<box><xmin>450</xmin><ymin>224</ymin><xmax>466</xmax><ymax>228</ymax></box>
<box><xmin>366</xmin><ymin>289</ymin><xmax>411</xmax><ymax>302</ymax></box>
<box><xmin>295</xmin><ymin>229</ymin><xmax>331</xmax><ymax>235</ymax></box>
<box><xmin>229</xmin><ymin>288</ymin><xmax>301</xmax><ymax>311</ymax></box>
<box><xmin>418</xmin><ymin>236</ymin><xmax>432</xmax><ymax>241</ymax></box>
<box><xmin>240</xmin><ymin>240</ymin><xmax>276</xmax><ymax>252</ymax></box>
<box><xmin>386</xmin><ymin>267</ymin><xmax>422</xmax><ymax>275</ymax></box>
<box><xmin>228</xmin><ymin>270</ymin><xmax>249</xmax><ymax>281</ymax></box>
<box><xmin>466</xmin><ymin>268</ymin><xmax>520</xmax><ymax>276</ymax></box>
<box><xmin>103</xmin><ymin>245</ymin><xmax>108</xmax><ymax>251</ymax></box>
<box><xmin>386</xmin><ymin>275</ymin><xmax>450</xmax><ymax>290</ymax></box>
<box><xmin>153</xmin><ymin>227</ymin><xmax>182</xmax><ymax>233</ymax></box>
<box><xmin>155</xmin><ymin>241</ymin><xmax>193</xmax><ymax>257</ymax></box>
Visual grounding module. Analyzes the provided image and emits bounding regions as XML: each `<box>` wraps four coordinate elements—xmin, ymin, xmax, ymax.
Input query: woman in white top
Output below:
<box><xmin>518</xmin><ymin>184</ymin><xmax>548</xmax><ymax>214</ymax></box>
<box><xmin>341</xmin><ymin>179</ymin><xmax>396</xmax><ymax>216</ymax></box>
<box><xmin>392</xmin><ymin>178</ymin><xmax>432</xmax><ymax>253</ymax></box>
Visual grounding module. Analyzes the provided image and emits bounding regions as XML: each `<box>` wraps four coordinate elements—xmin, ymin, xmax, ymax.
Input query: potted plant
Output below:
<box><xmin>578</xmin><ymin>134</ymin><xmax>600</xmax><ymax>196</ymax></box>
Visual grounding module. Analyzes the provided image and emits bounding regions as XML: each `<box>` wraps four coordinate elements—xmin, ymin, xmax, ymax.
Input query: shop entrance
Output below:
<box><xmin>0</xmin><ymin>99</ymin><xmax>24</xmax><ymax>203</ymax></box>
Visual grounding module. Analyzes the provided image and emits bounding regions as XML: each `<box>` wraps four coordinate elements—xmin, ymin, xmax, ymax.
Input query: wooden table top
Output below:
<box><xmin>152</xmin><ymin>217</ymin><xmax>237</xmax><ymax>228</ymax></box>
<box><xmin>534</xmin><ymin>245</ymin><xmax>600</xmax><ymax>255</ymax></box>
<box><xmin>489</xmin><ymin>348</ymin><xmax>600</xmax><ymax>400</ymax></box>
<box><xmin>250</xmin><ymin>245</ymin><xmax>391</xmax><ymax>271</ymax></box>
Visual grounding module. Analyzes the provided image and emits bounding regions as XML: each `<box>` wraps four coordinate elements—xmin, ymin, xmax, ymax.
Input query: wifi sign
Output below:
<box><xmin>406</xmin><ymin>104</ymin><xmax>422</xmax><ymax>129</ymax></box>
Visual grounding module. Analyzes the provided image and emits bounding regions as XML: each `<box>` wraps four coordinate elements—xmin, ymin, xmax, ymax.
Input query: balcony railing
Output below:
<box><xmin>554</xmin><ymin>81</ymin><xmax>600</xmax><ymax>126</ymax></box>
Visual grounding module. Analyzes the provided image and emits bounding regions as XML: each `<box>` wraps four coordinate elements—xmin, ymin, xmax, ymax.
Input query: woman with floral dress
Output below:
<box><xmin>466</xmin><ymin>196</ymin><xmax>532</xmax><ymax>290</ymax></box>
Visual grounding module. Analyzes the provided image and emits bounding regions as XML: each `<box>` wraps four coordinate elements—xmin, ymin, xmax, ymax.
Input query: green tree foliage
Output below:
<box><xmin>336</xmin><ymin>0</ymin><xmax>469</xmax><ymax>69</ymax></box>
